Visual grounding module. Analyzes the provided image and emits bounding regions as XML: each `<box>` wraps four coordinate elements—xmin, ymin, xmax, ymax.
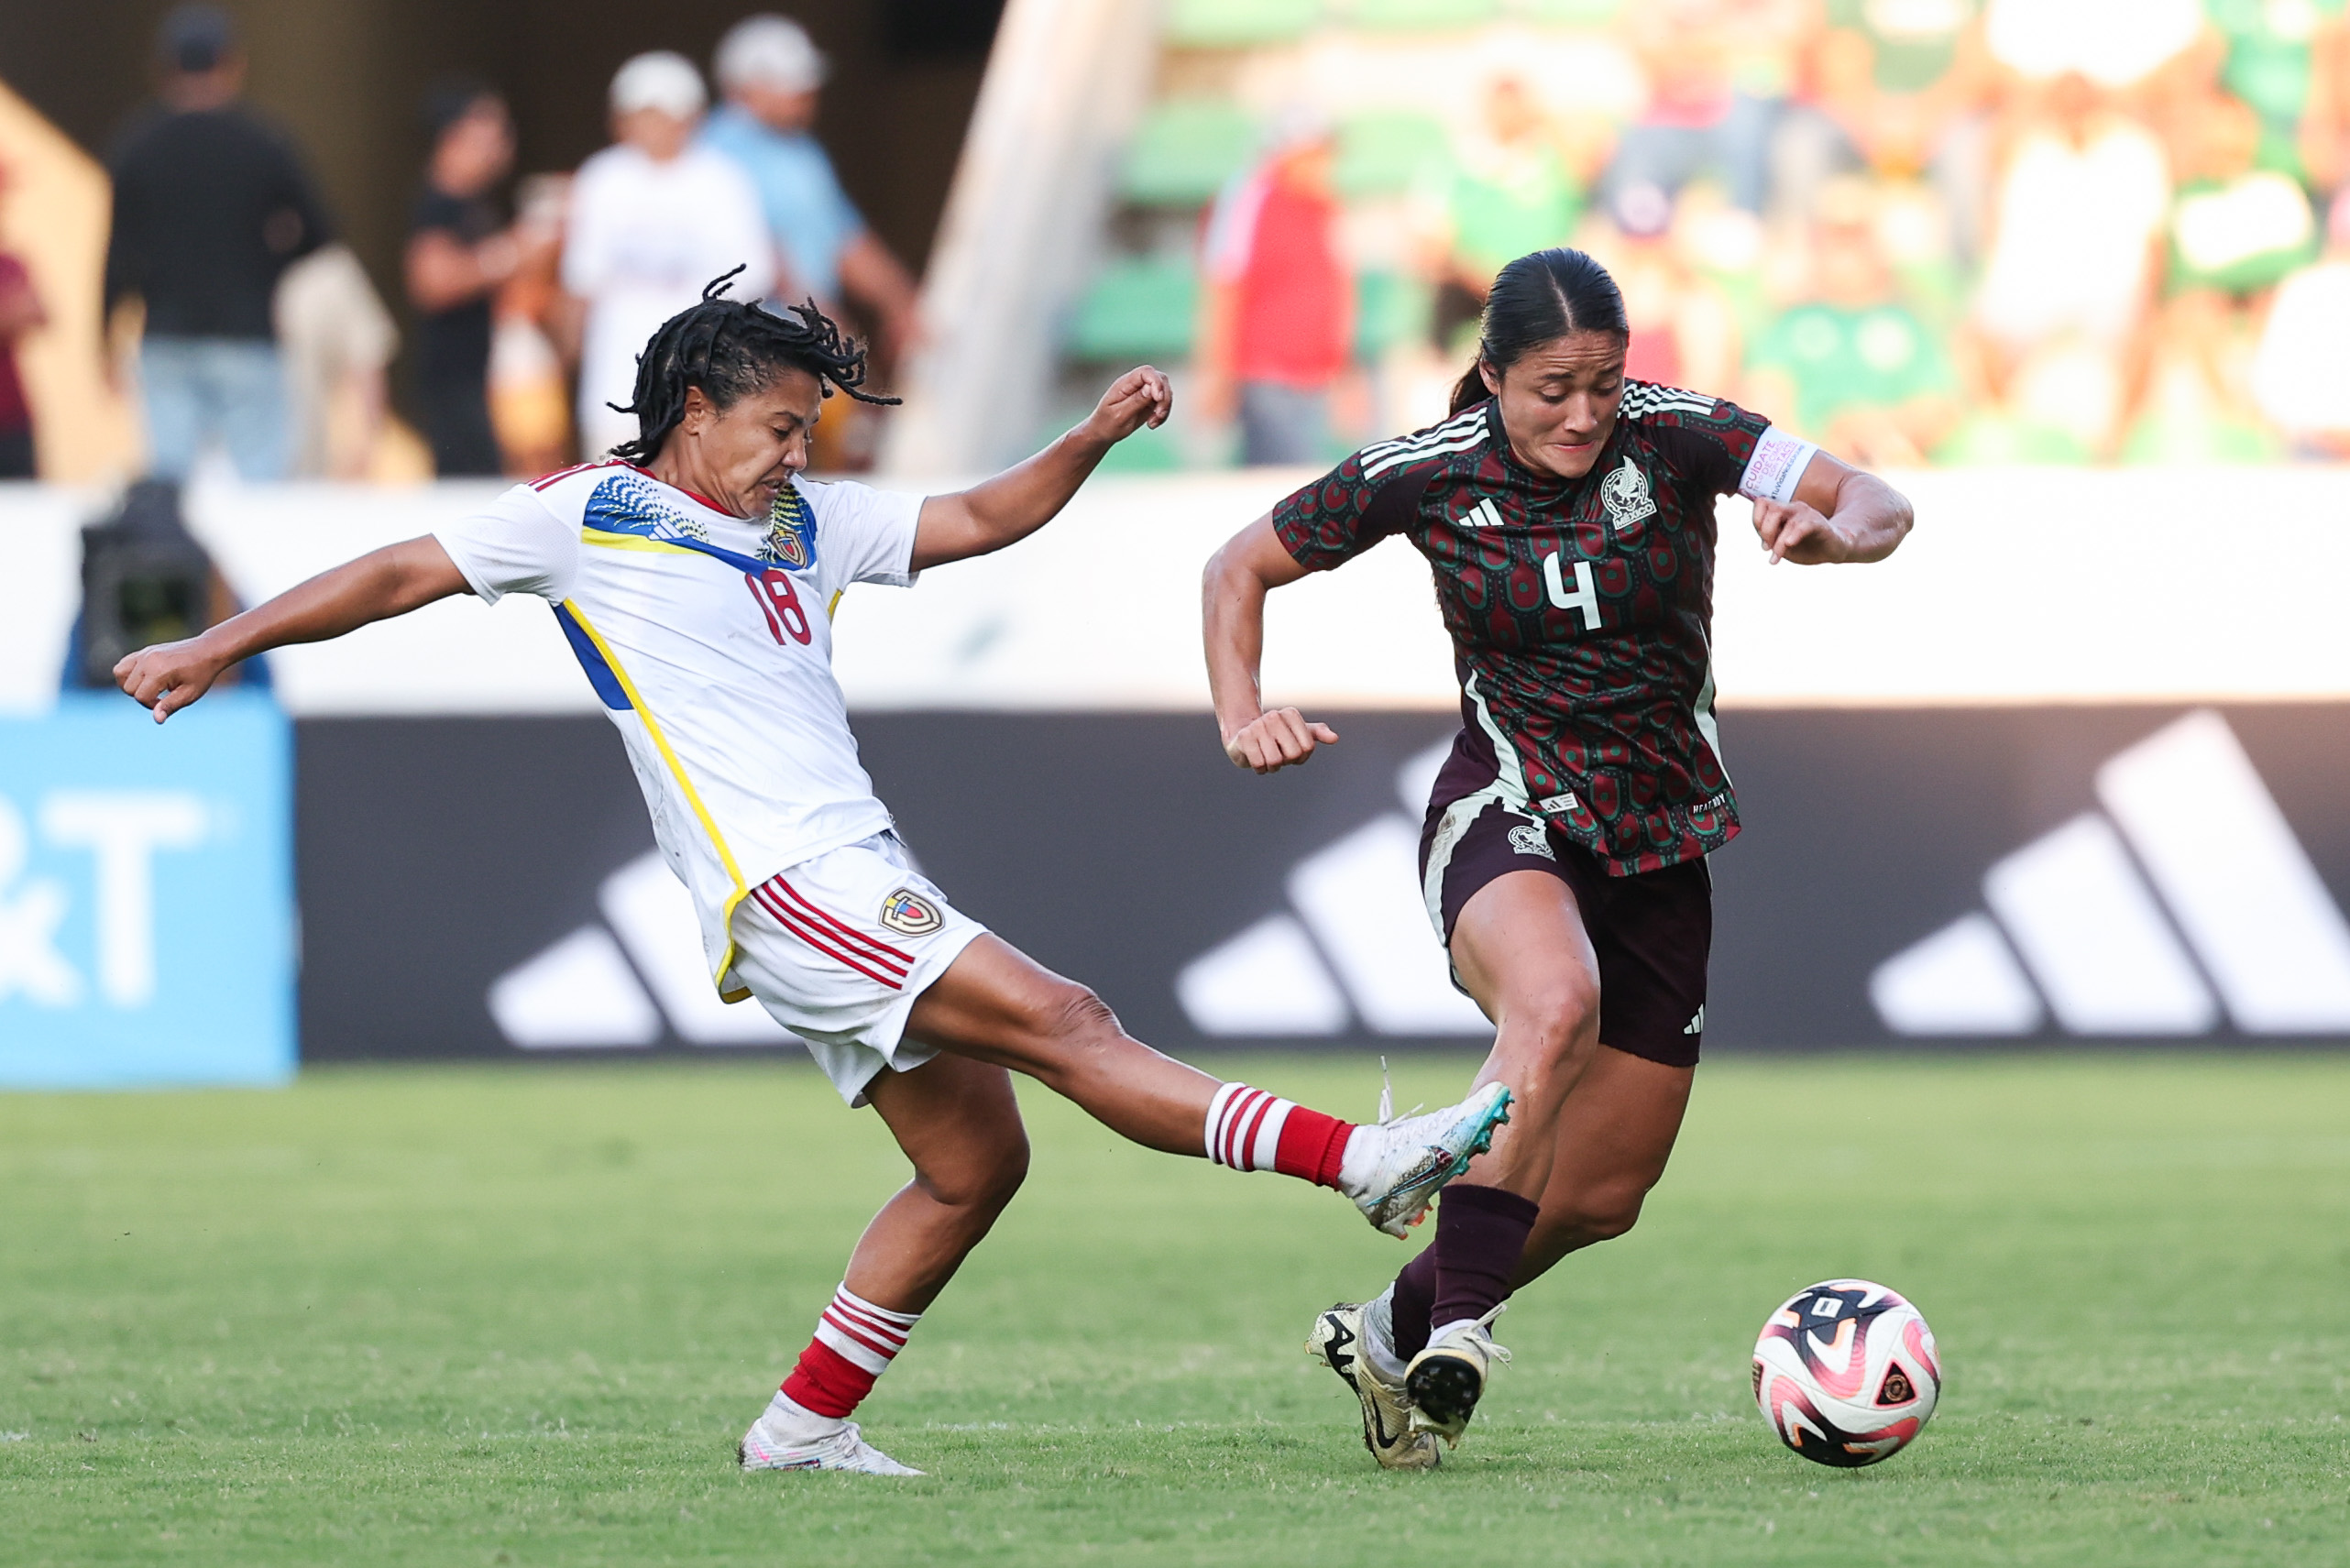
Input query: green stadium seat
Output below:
<box><xmin>1347</xmin><ymin>0</ymin><xmax>1502</xmax><ymax>28</ymax></box>
<box><xmin>1335</xmin><ymin>109</ymin><xmax>1455</xmax><ymax>198</ymax></box>
<box><xmin>1070</xmin><ymin>258</ymin><xmax>1200</xmax><ymax>361</ymax></box>
<box><xmin>1120</xmin><ymin>101</ymin><xmax>1260</xmax><ymax>206</ymax></box>
<box><xmin>1166</xmin><ymin>0</ymin><xmax>1323</xmax><ymax>48</ymax></box>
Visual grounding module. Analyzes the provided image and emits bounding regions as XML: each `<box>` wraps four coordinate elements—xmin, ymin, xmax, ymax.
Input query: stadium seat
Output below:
<box><xmin>1165</xmin><ymin>0</ymin><xmax>1323</xmax><ymax>48</ymax></box>
<box><xmin>1335</xmin><ymin>109</ymin><xmax>1455</xmax><ymax>198</ymax></box>
<box><xmin>1120</xmin><ymin>101</ymin><xmax>1260</xmax><ymax>206</ymax></box>
<box><xmin>1346</xmin><ymin>0</ymin><xmax>1503</xmax><ymax>28</ymax></box>
<box><xmin>1070</xmin><ymin>258</ymin><xmax>1200</xmax><ymax>361</ymax></box>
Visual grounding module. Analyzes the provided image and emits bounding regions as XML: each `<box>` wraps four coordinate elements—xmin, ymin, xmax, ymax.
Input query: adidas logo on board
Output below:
<box><xmin>1871</xmin><ymin>711</ymin><xmax>2350</xmax><ymax>1036</ymax></box>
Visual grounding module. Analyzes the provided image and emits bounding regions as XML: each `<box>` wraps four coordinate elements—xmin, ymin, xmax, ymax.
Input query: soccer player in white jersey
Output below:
<box><xmin>113</xmin><ymin>276</ymin><xmax>1515</xmax><ymax>1477</ymax></box>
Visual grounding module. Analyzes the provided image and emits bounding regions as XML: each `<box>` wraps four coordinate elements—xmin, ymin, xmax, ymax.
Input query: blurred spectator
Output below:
<box><xmin>1743</xmin><ymin>177</ymin><xmax>1960</xmax><ymax>465</ymax></box>
<box><xmin>2122</xmin><ymin>288</ymin><xmax>2278</xmax><ymax>464</ymax></box>
<box><xmin>1610</xmin><ymin>0</ymin><xmax>1796</xmax><ymax>214</ymax></box>
<box><xmin>275</xmin><ymin>245</ymin><xmax>396</xmax><ymax>479</ymax></box>
<box><xmin>1197</xmin><ymin>115</ymin><xmax>1354</xmax><ymax>466</ymax></box>
<box><xmin>563</xmin><ymin>52</ymin><xmax>773</xmax><ymax>459</ymax></box>
<box><xmin>406</xmin><ymin>81</ymin><xmax>536</xmax><ymax>477</ymax></box>
<box><xmin>488</xmin><ymin>175</ymin><xmax>576</xmax><ymax>477</ymax></box>
<box><xmin>104</xmin><ymin>5</ymin><xmax>331</xmax><ymax>481</ymax></box>
<box><xmin>1969</xmin><ymin>74</ymin><xmax>2171</xmax><ymax>457</ymax></box>
<box><xmin>1447</xmin><ymin>77</ymin><xmax>1594</xmax><ymax>294</ymax></box>
<box><xmin>704</xmin><ymin>16</ymin><xmax>922</xmax><ymax>359</ymax></box>
<box><xmin>2202</xmin><ymin>0</ymin><xmax>2336</xmax><ymax>175</ymax></box>
<box><xmin>2252</xmin><ymin>192</ymin><xmax>2350</xmax><ymax>455</ymax></box>
<box><xmin>1800</xmin><ymin>1</ymin><xmax>1996</xmax><ymax>258</ymax></box>
<box><xmin>2160</xmin><ymin>89</ymin><xmax>2316</xmax><ymax>299</ymax></box>
<box><xmin>0</xmin><ymin>163</ymin><xmax>46</xmax><ymax>479</ymax></box>
<box><xmin>1600</xmin><ymin>182</ymin><xmax>1744</xmax><ymax>393</ymax></box>
<box><xmin>2301</xmin><ymin>6</ymin><xmax>2350</xmax><ymax>191</ymax></box>
<box><xmin>1982</xmin><ymin>0</ymin><xmax>2209</xmax><ymax>96</ymax></box>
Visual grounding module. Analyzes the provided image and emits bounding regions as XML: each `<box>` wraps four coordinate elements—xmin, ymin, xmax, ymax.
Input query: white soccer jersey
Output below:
<box><xmin>434</xmin><ymin>462</ymin><xmax>923</xmax><ymax>1001</ymax></box>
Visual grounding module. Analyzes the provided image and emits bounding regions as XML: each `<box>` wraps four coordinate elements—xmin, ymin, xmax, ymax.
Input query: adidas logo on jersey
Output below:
<box><xmin>1870</xmin><ymin>711</ymin><xmax>2350</xmax><ymax>1037</ymax></box>
<box><xmin>1460</xmin><ymin>499</ymin><xmax>1506</xmax><ymax>530</ymax></box>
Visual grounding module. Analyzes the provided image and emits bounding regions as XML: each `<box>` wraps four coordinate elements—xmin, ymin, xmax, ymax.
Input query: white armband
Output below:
<box><xmin>1737</xmin><ymin>426</ymin><xmax>1819</xmax><ymax>504</ymax></box>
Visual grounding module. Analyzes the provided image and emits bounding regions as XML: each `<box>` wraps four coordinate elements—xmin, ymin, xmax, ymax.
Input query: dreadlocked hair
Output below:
<box><xmin>607</xmin><ymin>267</ymin><xmax>900</xmax><ymax>463</ymax></box>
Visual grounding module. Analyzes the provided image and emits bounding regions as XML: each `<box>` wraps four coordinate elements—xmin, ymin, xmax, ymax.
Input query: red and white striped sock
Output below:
<box><xmin>776</xmin><ymin>1283</ymin><xmax>922</xmax><ymax>1420</ymax></box>
<box><xmin>1204</xmin><ymin>1081</ymin><xmax>1356</xmax><ymax>1190</ymax></box>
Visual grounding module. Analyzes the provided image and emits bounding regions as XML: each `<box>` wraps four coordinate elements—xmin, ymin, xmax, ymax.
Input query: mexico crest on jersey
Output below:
<box><xmin>879</xmin><ymin>887</ymin><xmax>943</xmax><ymax>937</ymax></box>
<box><xmin>1600</xmin><ymin>455</ymin><xmax>1658</xmax><ymax>532</ymax></box>
<box><xmin>763</xmin><ymin>484</ymin><xmax>819</xmax><ymax>571</ymax></box>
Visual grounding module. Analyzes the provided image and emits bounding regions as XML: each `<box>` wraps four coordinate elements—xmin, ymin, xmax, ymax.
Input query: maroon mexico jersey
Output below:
<box><xmin>1271</xmin><ymin>386</ymin><xmax>1817</xmax><ymax>875</ymax></box>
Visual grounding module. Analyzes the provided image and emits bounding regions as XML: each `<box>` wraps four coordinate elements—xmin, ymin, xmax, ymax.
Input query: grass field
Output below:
<box><xmin>3</xmin><ymin>1055</ymin><xmax>2346</xmax><ymax>1566</ymax></box>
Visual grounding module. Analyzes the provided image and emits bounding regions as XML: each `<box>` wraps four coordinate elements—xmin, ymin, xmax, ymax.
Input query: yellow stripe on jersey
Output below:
<box><xmin>558</xmin><ymin>599</ymin><xmax>755</xmax><ymax>1002</ymax></box>
<box><xmin>828</xmin><ymin>589</ymin><xmax>842</xmax><ymax>620</ymax></box>
<box><xmin>581</xmin><ymin>530</ymin><xmax>699</xmax><ymax>556</ymax></box>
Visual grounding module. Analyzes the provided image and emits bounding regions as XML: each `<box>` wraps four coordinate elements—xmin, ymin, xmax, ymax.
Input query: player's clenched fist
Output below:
<box><xmin>1222</xmin><ymin>706</ymin><xmax>1339</xmax><ymax>775</ymax></box>
<box><xmin>1750</xmin><ymin>497</ymin><xmax>1851</xmax><ymax>565</ymax></box>
<box><xmin>114</xmin><ymin>639</ymin><xmax>226</xmax><ymax>724</ymax></box>
<box><xmin>1082</xmin><ymin>365</ymin><xmax>1174</xmax><ymax>446</ymax></box>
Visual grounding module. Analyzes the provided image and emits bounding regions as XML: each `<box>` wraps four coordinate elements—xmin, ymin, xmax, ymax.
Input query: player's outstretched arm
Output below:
<box><xmin>908</xmin><ymin>366</ymin><xmax>1172</xmax><ymax>570</ymax></box>
<box><xmin>114</xmin><ymin>535</ymin><xmax>470</xmax><ymax>723</ymax></box>
<box><xmin>1751</xmin><ymin>450</ymin><xmax>1913</xmax><ymax>565</ymax></box>
<box><xmin>1201</xmin><ymin>513</ymin><xmax>1338</xmax><ymax>774</ymax></box>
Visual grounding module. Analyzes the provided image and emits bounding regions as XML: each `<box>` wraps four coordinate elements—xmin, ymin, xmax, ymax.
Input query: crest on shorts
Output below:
<box><xmin>763</xmin><ymin>483</ymin><xmax>818</xmax><ymax>571</ymax></box>
<box><xmin>1600</xmin><ymin>456</ymin><xmax>1657</xmax><ymax>532</ymax></box>
<box><xmin>879</xmin><ymin>888</ymin><xmax>942</xmax><ymax>937</ymax></box>
<box><xmin>1507</xmin><ymin>822</ymin><xmax>1557</xmax><ymax>861</ymax></box>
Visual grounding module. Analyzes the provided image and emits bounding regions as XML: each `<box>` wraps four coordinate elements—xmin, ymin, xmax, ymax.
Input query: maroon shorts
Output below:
<box><xmin>1418</xmin><ymin>798</ymin><xmax>1711</xmax><ymax>1069</ymax></box>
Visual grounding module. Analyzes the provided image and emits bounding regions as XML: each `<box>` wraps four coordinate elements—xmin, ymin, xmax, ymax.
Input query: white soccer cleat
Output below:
<box><xmin>1405</xmin><ymin>1307</ymin><xmax>1512</xmax><ymax>1448</ymax></box>
<box><xmin>1307</xmin><ymin>1302</ymin><xmax>1442</xmax><ymax>1471</ymax></box>
<box><xmin>1347</xmin><ymin>1081</ymin><xmax>1514</xmax><ymax>1238</ymax></box>
<box><xmin>738</xmin><ymin>1414</ymin><xmax>923</xmax><ymax>1475</ymax></box>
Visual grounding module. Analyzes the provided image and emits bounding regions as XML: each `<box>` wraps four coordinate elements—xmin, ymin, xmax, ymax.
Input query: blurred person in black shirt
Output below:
<box><xmin>404</xmin><ymin>80</ymin><xmax>530</xmax><ymax>477</ymax></box>
<box><xmin>103</xmin><ymin>5</ymin><xmax>331</xmax><ymax>481</ymax></box>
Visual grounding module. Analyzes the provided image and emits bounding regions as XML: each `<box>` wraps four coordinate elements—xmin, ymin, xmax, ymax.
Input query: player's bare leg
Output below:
<box><xmin>742</xmin><ymin>1053</ymin><xmax>1029</xmax><ymax>1475</ymax></box>
<box><xmin>903</xmin><ymin>934</ymin><xmax>1510</xmax><ymax>1235</ymax></box>
<box><xmin>1446</xmin><ymin>870</ymin><xmax>1607</xmax><ymax>1200</ymax></box>
<box><xmin>1337</xmin><ymin>871</ymin><xmax>1601</xmax><ymax>1450</ymax></box>
<box><xmin>847</xmin><ymin>1053</ymin><xmax>1032</xmax><ymax>1310</ymax></box>
<box><xmin>1509</xmin><ymin>1047</ymin><xmax>1694</xmax><ymax>1287</ymax></box>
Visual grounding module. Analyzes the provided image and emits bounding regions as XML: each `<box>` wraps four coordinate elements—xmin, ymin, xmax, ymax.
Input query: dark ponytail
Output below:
<box><xmin>1447</xmin><ymin>247</ymin><xmax>1631</xmax><ymax>415</ymax></box>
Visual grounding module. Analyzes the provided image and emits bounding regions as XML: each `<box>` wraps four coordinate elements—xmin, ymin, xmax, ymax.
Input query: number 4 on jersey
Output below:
<box><xmin>747</xmin><ymin>568</ymin><xmax>812</xmax><ymax>646</ymax></box>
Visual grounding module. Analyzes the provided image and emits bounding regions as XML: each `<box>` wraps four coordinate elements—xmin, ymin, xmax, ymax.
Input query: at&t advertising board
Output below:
<box><xmin>0</xmin><ymin>692</ymin><xmax>293</xmax><ymax>1087</ymax></box>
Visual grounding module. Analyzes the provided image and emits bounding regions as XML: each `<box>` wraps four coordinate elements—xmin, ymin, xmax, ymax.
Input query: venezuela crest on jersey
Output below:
<box><xmin>763</xmin><ymin>483</ymin><xmax>819</xmax><ymax>571</ymax></box>
<box><xmin>1271</xmin><ymin>389</ymin><xmax>1771</xmax><ymax>876</ymax></box>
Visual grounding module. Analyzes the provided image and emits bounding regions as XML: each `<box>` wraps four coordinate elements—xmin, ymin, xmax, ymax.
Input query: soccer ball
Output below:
<box><xmin>1752</xmin><ymin>1279</ymin><xmax>1939</xmax><ymax>1466</ymax></box>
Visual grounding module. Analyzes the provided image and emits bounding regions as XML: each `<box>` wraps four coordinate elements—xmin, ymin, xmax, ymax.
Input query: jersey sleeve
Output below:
<box><xmin>1269</xmin><ymin>448</ymin><xmax>1406</xmax><ymax>573</ymax></box>
<box><xmin>1633</xmin><ymin>388</ymin><xmax>1820</xmax><ymax>504</ymax></box>
<box><xmin>432</xmin><ymin>484</ymin><xmax>581</xmax><ymax>605</ymax></box>
<box><xmin>799</xmin><ymin>478</ymin><xmax>923</xmax><ymax>588</ymax></box>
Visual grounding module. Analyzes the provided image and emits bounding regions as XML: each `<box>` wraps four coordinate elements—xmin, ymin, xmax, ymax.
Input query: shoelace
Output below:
<box><xmin>1374</xmin><ymin>1057</ymin><xmax>1424</xmax><ymax>1127</ymax></box>
<box><xmin>1437</xmin><ymin>1303</ymin><xmax>1515</xmax><ymax>1365</ymax></box>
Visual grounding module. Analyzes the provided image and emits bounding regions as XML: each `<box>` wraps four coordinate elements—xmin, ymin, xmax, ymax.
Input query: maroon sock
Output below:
<box><xmin>1427</xmin><ymin>1183</ymin><xmax>1541</xmax><ymax>1339</ymax></box>
<box><xmin>1389</xmin><ymin>1246</ymin><xmax>1440</xmax><ymax>1362</ymax></box>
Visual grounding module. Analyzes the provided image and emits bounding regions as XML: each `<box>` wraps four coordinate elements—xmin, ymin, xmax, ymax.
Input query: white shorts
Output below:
<box><xmin>727</xmin><ymin>832</ymin><xmax>987</xmax><ymax>1106</ymax></box>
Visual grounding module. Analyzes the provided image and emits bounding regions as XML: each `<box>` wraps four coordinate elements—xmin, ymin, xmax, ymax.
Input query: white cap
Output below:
<box><xmin>715</xmin><ymin>14</ymin><xmax>828</xmax><ymax>94</ymax></box>
<box><xmin>609</xmin><ymin>50</ymin><xmax>708</xmax><ymax>119</ymax></box>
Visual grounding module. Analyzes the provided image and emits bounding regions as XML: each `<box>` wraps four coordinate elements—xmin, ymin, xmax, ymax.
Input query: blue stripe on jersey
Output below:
<box><xmin>582</xmin><ymin>469</ymin><xmax>774</xmax><ymax>576</ymax></box>
<box><xmin>552</xmin><ymin>602</ymin><xmax>631</xmax><ymax>711</ymax></box>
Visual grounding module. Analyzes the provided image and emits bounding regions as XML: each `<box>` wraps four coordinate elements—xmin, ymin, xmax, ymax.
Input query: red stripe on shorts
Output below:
<box><xmin>766</xmin><ymin>876</ymin><xmax>916</xmax><ymax>966</ymax></box>
<box><xmin>751</xmin><ymin>885</ymin><xmax>906</xmax><ymax>990</ymax></box>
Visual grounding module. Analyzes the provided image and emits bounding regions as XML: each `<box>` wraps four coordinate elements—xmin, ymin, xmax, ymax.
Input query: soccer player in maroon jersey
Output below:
<box><xmin>1202</xmin><ymin>247</ymin><xmax>1914</xmax><ymax>1467</ymax></box>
